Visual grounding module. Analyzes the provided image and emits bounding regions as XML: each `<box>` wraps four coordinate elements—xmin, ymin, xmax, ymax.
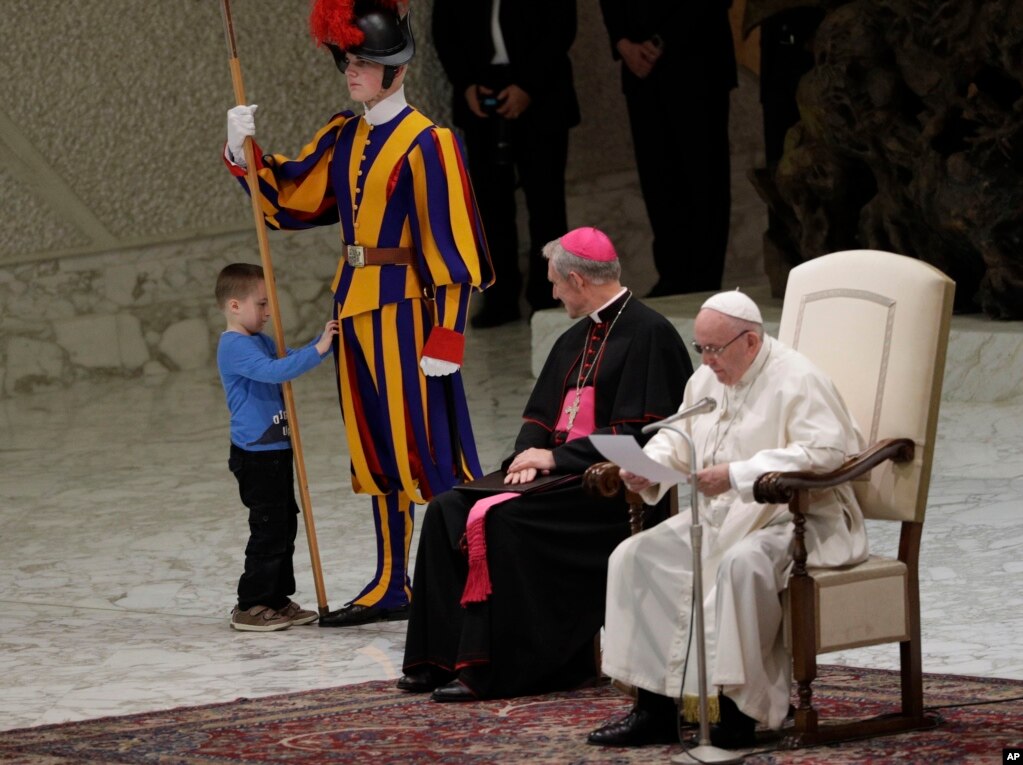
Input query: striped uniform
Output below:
<box><xmin>228</xmin><ymin>105</ymin><xmax>494</xmax><ymax>609</ymax></box>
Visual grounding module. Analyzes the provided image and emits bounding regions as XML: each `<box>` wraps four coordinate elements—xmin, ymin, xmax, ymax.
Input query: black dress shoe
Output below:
<box><xmin>430</xmin><ymin>678</ymin><xmax>478</xmax><ymax>703</ymax></box>
<box><xmin>587</xmin><ymin>709</ymin><xmax>678</xmax><ymax>747</ymax></box>
<box><xmin>395</xmin><ymin>665</ymin><xmax>453</xmax><ymax>693</ymax></box>
<box><xmin>709</xmin><ymin>694</ymin><xmax>757</xmax><ymax>749</ymax></box>
<box><xmin>318</xmin><ymin>603</ymin><xmax>409</xmax><ymax>627</ymax></box>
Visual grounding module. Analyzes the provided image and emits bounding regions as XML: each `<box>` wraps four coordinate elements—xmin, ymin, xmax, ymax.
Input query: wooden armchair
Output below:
<box><xmin>753</xmin><ymin>249</ymin><xmax>954</xmax><ymax>745</ymax></box>
<box><xmin>585</xmin><ymin>249</ymin><xmax>954</xmax><ymax>746</ymax></box>
<box><xmin>584</xmin><ymin>462</ymin><xmax>677</xmax><ymax>536</ymax></box>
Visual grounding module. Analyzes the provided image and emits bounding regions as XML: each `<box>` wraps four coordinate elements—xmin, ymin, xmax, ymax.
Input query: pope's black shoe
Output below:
<box><xmin>709</xmin><ymin>693</ymin><xmax>757</xmax><ymax>749</ymax></box>
<box><xmin>587</xmin><ymin>709</ymin><xmax>679</xmax><ymax>747</ymax></box>
<box><xmin>396</xmin><ymin>665</ymin><xmax>454</xmax><ymax>693</ymax></box>
<box><xmin>318</xmin><ymin>602</ymin><xmax>409</xmax><ymax>628</ymax></box>
<box><xmin>430</xmin><ymin>678</ymin><xmax>478</xmax><ymax>703</ymax></box>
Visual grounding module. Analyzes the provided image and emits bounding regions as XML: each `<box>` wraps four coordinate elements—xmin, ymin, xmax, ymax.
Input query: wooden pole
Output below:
<box><xmin>219</xmin><ymin>0</ymin><xmax>331</xmax><ymax>615</ymax></box>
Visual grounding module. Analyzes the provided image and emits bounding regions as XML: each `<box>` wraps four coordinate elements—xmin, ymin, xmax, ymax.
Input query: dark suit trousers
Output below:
<box><xmin>463</xmin><ymin>111</ymin><xmax>570</xmax><ymax>313</ymax></box>
<box><xmin>624</xmin><ymin>67</ymin><xmax>731</xmax><ymax>293</ymax></box>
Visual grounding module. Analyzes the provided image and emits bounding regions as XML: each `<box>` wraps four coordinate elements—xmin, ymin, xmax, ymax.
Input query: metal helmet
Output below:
<box><xmin>311</xmin><ymin>0</ymin><xmax>415</xmax><ymax>75</ymax></box>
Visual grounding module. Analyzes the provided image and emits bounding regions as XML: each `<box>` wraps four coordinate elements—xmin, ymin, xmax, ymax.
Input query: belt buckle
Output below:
<box><xmin>346</xmin><ymin>245</ymin><xmax>366</xmax><ymax>268</ymax></box>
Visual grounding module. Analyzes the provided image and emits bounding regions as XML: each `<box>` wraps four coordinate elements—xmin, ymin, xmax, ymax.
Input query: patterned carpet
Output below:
<box><xmin>1</xmin><ymin>666</ymin><xmax>1020</xmax><ymax>764</ymax></box>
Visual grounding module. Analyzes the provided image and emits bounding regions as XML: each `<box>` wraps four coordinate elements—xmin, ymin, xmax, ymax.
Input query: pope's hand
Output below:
<box><xmin>227</xmin><ymin>104</ymin><xmax>258</xmax><ymax>166</ymax></box>
<box><xmin>620</xmin><ymin>469</ymin><xmax>653</xmax><ymax>494</ymax></box>
<box><xmin>695</xmin><ymin>463</ymin><xmax>731</xmax><ymax>497</ymax></box>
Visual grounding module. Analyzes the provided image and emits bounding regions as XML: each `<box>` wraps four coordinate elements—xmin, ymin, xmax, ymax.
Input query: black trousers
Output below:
<box><xmin>462</xmin><ymin>80</ymin><xmax>571</xmax><ymax>313</ymax></box>
<box><xmin>623</xmin><ymin>68</ymin><xmax>732</xmax><ymax>293</ymax></box>
<box><xmin>228</xmin><ymin>444</ymin><xmax>299</xmax><ymax>611</ymax></box>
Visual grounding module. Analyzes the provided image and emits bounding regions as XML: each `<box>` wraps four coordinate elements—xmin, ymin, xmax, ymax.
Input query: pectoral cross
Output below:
<box><xmin>564</xmin><ymin>391</ymin><xmax>582</xmax><ymax>430</ymax></box>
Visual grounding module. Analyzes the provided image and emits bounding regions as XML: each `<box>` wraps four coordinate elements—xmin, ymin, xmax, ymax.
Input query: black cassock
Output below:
<box><xmin>402</xmin><ymin>292</ymin><xmax>694</xmax><ymax>698</ymax></box>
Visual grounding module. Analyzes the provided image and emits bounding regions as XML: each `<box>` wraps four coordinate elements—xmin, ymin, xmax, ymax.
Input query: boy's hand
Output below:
<box><xmin>315</xmin><ymin>319</ymin><xmax>339</xmax><ymax>355</ymax></box>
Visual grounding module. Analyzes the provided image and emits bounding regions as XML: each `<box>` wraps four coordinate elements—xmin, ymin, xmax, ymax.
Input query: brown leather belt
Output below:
<box><xmin>345</xmin><ymin>245</ymin><xmax>415</xmax><ymax>268</ymax></box>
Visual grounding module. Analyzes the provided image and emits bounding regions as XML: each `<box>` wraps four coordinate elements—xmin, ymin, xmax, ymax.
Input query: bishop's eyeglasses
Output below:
<box><xmin>691</xmin><ymin>330</ymin><xmax>751</xmax><ymax>356</ymax></box>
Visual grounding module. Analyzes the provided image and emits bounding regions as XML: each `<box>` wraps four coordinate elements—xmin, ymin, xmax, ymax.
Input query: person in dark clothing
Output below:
<box><xmin>397</xmin><ymin>227</ymin><xmax>694</xmax><ymax>701</ymax></box>
<box><xmin>599</xmin><ymin>0</ymin><xmax>738</xmax><ymax>297</ymax></box>
<box><xmin>432</xmin><ymin>0</ymin><xmax>580</xmax><ymax>327</ymax></box>
<box><xmin>756</xmin><ymin>6</ymin><xmax>825</xmax><ymax>269</ymax></box>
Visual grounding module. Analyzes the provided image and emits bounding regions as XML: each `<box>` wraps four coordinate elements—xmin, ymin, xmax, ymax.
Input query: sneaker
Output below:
<box><xmin>230</xmin><ymin>605</ymin><xmax>293</xmax><ymax>632</ymax></box>
<box><xmin>280</xmin><ymin>600</ymin><xmax>319</xmax><ymax>625</ymax></box>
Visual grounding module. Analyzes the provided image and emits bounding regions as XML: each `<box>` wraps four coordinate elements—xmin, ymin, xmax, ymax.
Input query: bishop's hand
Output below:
<box><xmin>505</xmin><ymin>448</ymin><xmax>555</xmax><ymax>483</ymax></box>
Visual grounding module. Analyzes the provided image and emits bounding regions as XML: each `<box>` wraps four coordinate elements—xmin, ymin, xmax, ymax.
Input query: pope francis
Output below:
<box><xmin>588</xmin><ymin>290</ymin><xmax>869</xmax><ymax>749</ymax></box>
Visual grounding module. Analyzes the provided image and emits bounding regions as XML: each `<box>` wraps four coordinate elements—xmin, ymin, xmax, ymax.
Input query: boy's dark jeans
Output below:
<box><xmin>229</xmin><ymin>444</ymin><xmax>299</xmax><ymax>611</ymax></box>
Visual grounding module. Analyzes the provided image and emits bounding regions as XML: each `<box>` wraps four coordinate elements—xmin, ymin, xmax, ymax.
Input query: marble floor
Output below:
<box><xmin>2</xmin><ymin>309</ymin><xmax>1022</xmax><ymax>735</ymax></box>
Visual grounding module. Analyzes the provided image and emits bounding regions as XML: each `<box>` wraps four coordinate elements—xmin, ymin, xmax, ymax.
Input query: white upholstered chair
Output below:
<box><xmin>754</xmin><ymin>249</ymin><xmax>954</xmax><ymax>745</ymax></box>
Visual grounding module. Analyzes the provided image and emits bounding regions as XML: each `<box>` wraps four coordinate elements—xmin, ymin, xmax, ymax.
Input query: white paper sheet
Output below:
<box><xmin>589</xmin><ymin>434</ymin><xmax>690</xmax><ymax>485</ymax></box>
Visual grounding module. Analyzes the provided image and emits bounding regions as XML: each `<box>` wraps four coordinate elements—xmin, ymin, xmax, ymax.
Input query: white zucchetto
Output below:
<box><xmin>701</xmin><ymin>290</ymin><xmax>763</xmax><ymax>324</ymax></box>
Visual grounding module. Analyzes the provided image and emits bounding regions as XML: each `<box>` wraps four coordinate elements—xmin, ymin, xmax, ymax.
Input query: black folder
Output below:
<box><xmin>454</xmin><ymin>469</ymin><xmax>577</xmax><ymax>495</ymax></box>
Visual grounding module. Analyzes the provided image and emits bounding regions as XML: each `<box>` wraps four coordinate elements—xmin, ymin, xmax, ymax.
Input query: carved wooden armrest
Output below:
<box><xmin>753</xmin><ymin>437</ymin><xmax>915</xmax><ymax>504</ymax></box>
<box><xmin>583</xmin><ymin>461</ymin><xmax>646</xmax><ymax>535</ymax></box>
<box><xmin>583</xmin><ymin>461</ymin><xmax>623</xmax><ymax>497</ymax></box>
<box><xmin>753</xmin><ymin>437</ymin><xmax>915</xmax><ymax>576</ymax></box>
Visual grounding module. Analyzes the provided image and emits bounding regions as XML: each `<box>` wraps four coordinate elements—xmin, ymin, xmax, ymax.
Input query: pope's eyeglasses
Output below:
<box><xmin>691</xmin><ymin>330</ymin><xmax>751</xmax><ymax>356</ymax></box>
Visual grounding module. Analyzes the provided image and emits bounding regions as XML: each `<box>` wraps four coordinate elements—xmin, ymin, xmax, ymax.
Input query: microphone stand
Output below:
<box><xmin>650</xmin><ymin>423</ymin><xmax>741</xmax><ymax>765</ymax></box>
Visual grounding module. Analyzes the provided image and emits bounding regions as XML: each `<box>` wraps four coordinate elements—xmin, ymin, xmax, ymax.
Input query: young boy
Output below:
<box><xmin>215</xmin><ymin>263</ymin><xmax>338</xmax><ymax>632</ymax></box>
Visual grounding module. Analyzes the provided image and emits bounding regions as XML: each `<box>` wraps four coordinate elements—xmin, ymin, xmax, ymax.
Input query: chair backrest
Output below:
<box><xmin>777</xmin><ymin>250</ymin><xmax>955</xmax><ymax>523</ymax></box>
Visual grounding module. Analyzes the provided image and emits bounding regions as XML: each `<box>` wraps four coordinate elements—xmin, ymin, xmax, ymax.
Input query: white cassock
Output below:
<box><xmin>601</xmin><ymin>335</ymin><xmax>869</xmax><ymax>729</ymax></box>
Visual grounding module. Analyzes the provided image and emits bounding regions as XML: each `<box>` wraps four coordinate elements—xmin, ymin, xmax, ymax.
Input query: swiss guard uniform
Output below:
<box><xmin>225</xmin><ymin>0</ymin><xmax>494</xmax><ymax>626</ymax></box>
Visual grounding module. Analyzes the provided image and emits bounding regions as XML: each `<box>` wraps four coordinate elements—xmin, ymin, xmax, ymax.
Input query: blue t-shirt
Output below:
<box><xmin>217</xmin><ymin>331</ymin><xmax>329</xmax><ymax>451</ymax></box>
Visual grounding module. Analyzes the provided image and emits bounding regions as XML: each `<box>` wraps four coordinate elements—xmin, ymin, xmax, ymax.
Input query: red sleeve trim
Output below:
<box><xmin>223</xmin><ymin>141</ymin><xmax>267</xmax><ymax>176</ymax></box>
<box><xmin>422</xmin><ymin>326</ymin><xmax>465</xmax><ymax>366</ymax></box>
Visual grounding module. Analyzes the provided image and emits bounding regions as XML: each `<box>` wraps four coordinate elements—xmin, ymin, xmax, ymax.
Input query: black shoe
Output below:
<box><xmin>709</xmin><ymin>694</ymin><xmax>757</xmax><ymax>749</ymax></box>
<box><xmin>318</xmin><ymin>602</ymin><xmax>409</xmax><ymax>628</ymax></box>
<box><xmin>396</xmin><ymin>665</ymin><xmax>453</xmax><ymax>693</ymax></box>
<box><xmin>430</xmin><ymin>678</ymin><xmax>478</xmax><ymax>703</ymax></box>
<box><xmin>587</xmin><ymin>709</ymin><xmax>679</xmax><ymax>747</ymax></box>
<box><xmin>470</xmin><ymin>304</ymin><xmax>521</xmax><ymax>329</ymax></box>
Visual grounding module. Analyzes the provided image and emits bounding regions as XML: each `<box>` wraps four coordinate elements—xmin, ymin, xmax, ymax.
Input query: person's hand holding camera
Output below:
<box><xmin>466</xmin><ymin>83</ymin><xmax>531</xmax><ymax>120</ymax></box>
<box><xmin>493</xmin><ymin>84</ymin><xmax>530</xmax><ymax>119</ymax></box>
<box><xmin>465</xmin><ymin>84</ymin><xmax>488</xmax><ymax>118</ymax></box>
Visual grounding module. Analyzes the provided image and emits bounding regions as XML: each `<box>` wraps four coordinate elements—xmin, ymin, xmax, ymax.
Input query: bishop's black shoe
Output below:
<box><xmin>709</xmin><ymin>693</ymin><xmax>757</xmax><ymax>749</ymax></box>
<box><xmin>396</xmin><ymin>665</ymin><xmax>454</xmax><ymax>693</ymax></box>
<box><xmin>430</xmin><ymin>678</ymin><xmax>478</xmax><ymax>703</ymax></box>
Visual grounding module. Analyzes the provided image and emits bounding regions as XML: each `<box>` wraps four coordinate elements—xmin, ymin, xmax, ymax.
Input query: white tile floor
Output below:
<box><xmin>2</xmin><ymin>311</ymin><xmax>1022</xmax><ymax>733</ymax></box>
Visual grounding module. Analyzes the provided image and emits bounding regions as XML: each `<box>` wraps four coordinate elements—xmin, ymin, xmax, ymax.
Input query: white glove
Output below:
<box><xmin>226</xmin><ymin>104</ymin><xmax>258</xmax><ymax>167</ymax></box>
<box><xmin>420</xmin><ymin>356</ymin><xmax>459</xmax><ymax>377</ymax></box>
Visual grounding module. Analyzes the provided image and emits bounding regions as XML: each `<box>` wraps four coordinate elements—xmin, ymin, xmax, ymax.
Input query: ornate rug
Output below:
<box><xmin>1</xmin><ymin>666</ymin><xmax>1020</xmax><ymax>763</ymax></box>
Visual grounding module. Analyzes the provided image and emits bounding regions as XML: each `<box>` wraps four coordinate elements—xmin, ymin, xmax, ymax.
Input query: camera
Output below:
<box><xmin>480</xmin><ymin>94</ymin><xmax>502</xmax><ymax>116</ymax></box>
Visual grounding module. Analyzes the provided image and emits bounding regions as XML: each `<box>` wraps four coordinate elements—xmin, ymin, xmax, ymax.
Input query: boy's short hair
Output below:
<box><xmin>216</xmin><ymin>263</ymin><xmax>264</xmax><ymax>309</ymax></box>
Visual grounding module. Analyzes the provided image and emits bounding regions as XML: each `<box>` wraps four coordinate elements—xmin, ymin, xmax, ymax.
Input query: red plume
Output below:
<box><xmin>309</xmin><ymin>0</ymin><xmax>404</xmax><ymax>47</ymax></box>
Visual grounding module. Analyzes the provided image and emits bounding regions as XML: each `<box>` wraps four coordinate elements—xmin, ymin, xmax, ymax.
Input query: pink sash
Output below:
<box><xmin>460</xmin><ymin>387</ymin><xmax>597</xmax><ymax>606</ymax></box>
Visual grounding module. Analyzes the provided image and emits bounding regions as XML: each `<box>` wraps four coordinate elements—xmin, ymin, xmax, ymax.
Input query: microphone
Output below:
<box><xmin>641</xmin><ymin>396</ymin><xmax>717</xmax><ymax>434</ymax></box>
